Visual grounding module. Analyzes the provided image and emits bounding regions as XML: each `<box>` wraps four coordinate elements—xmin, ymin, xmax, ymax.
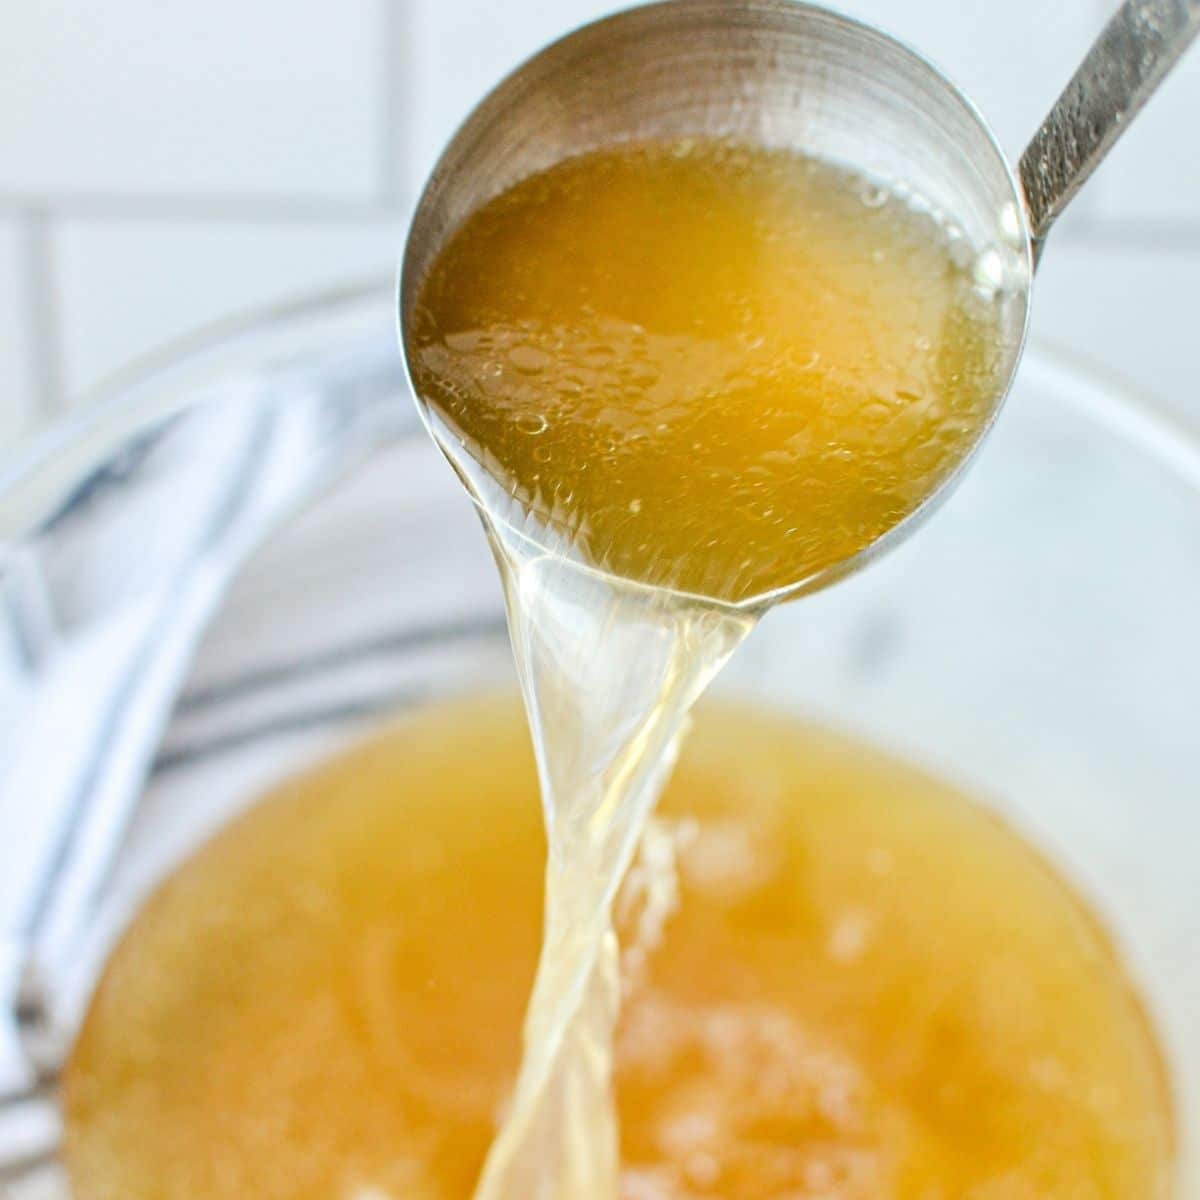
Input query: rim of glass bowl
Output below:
<box><xmin>2</xmin><ymin>278</ymin><xmax>1199</xmax><ymax>531</ymax></box>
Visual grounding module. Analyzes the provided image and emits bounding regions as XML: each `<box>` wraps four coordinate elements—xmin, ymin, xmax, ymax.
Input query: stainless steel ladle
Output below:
<box><xmin>400</xmin><ymin>0</ymin><xmax>1199</xmax><ymax>606</ymax></box>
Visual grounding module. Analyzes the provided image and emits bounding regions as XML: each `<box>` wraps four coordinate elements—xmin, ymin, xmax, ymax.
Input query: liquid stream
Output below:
<box><xmin>410</xmin><ymin>139</ymin><xmax>1020</xmax><ymax>1200</ymax></box>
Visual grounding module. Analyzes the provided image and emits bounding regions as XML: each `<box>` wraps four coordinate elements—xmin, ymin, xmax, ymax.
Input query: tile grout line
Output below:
<box><xmin>0</xmin><ymin>193</ymin><xmax>405</xmax><ymax>225</ymax></box>
<box><xmin>19</xmin><ymin>209</ymin><xmax>66</xmax><ymax>421</ymax></box>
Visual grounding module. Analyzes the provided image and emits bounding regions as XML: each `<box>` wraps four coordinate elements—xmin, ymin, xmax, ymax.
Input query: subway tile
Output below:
<box><xmin>0</xmin><ymin>0</ymin><xmax>380</xmax><ymax>200</ymax></box>
<box><xmin>1088</xmin><ymin>35</ymin><xmax>1200</xmax><ymax>225</ymax></box>
<box><xmin>1031</xmin><ymin>237</ymin><xmax>1200</xmax><ymax>420</ymax></box>
<box><xmin>0</xmin><ymin>219</ymin><xmax>39</xmax><ymax>457</ymax></box>
<box><xmin>53</xmin><ymin>218</ymin><xmax>403</xmax><ymax>400</ymax></box>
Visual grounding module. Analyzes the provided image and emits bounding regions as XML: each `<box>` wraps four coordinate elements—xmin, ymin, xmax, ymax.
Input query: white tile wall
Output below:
<box><xmin>0</xmin><ymin>0</ymin><xmax>1197</xmax><ymax>456</ymax></box>
<box><xmin>0</xmin><ymin>0</ymin><xmax>382</xmax><ymax>200</ymax></box>
<box><xmin>53</xmin><ymin>219</ymin><xmax>402</xmax><ymax>397</ymax></box>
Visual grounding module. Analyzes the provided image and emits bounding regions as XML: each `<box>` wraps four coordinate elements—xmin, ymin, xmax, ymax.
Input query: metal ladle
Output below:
<box><xmin>400</xmin><ymin>0</ymin><xmax>1200</xmax><ymax>607</ymax></box>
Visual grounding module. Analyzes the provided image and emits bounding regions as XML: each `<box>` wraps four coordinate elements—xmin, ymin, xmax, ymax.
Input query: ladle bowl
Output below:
<box><xmin>399</xmin><ymin>0</ymin><xmax>1198</xmax><ymax>607</ymax></box>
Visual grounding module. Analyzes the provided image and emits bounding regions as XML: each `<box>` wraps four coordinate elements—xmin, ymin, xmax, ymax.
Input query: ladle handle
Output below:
<box><xmin>1019</xmin><ymin>0</ymin><xmax>1200</xmax><ymax>260</ymax></box>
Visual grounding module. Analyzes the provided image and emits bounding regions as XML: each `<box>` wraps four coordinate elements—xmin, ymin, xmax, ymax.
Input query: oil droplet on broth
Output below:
<box><xmin>410</xmin><ymin>139</ymin><xmax>1018</xmax><ymax>602</ymax></box>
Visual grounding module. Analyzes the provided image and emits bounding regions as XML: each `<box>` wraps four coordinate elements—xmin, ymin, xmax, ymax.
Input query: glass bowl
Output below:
<box><xmin>0</xmin><ymin>284</ymin><xmax>1196</xmax><ymax>1196</ymax></box>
